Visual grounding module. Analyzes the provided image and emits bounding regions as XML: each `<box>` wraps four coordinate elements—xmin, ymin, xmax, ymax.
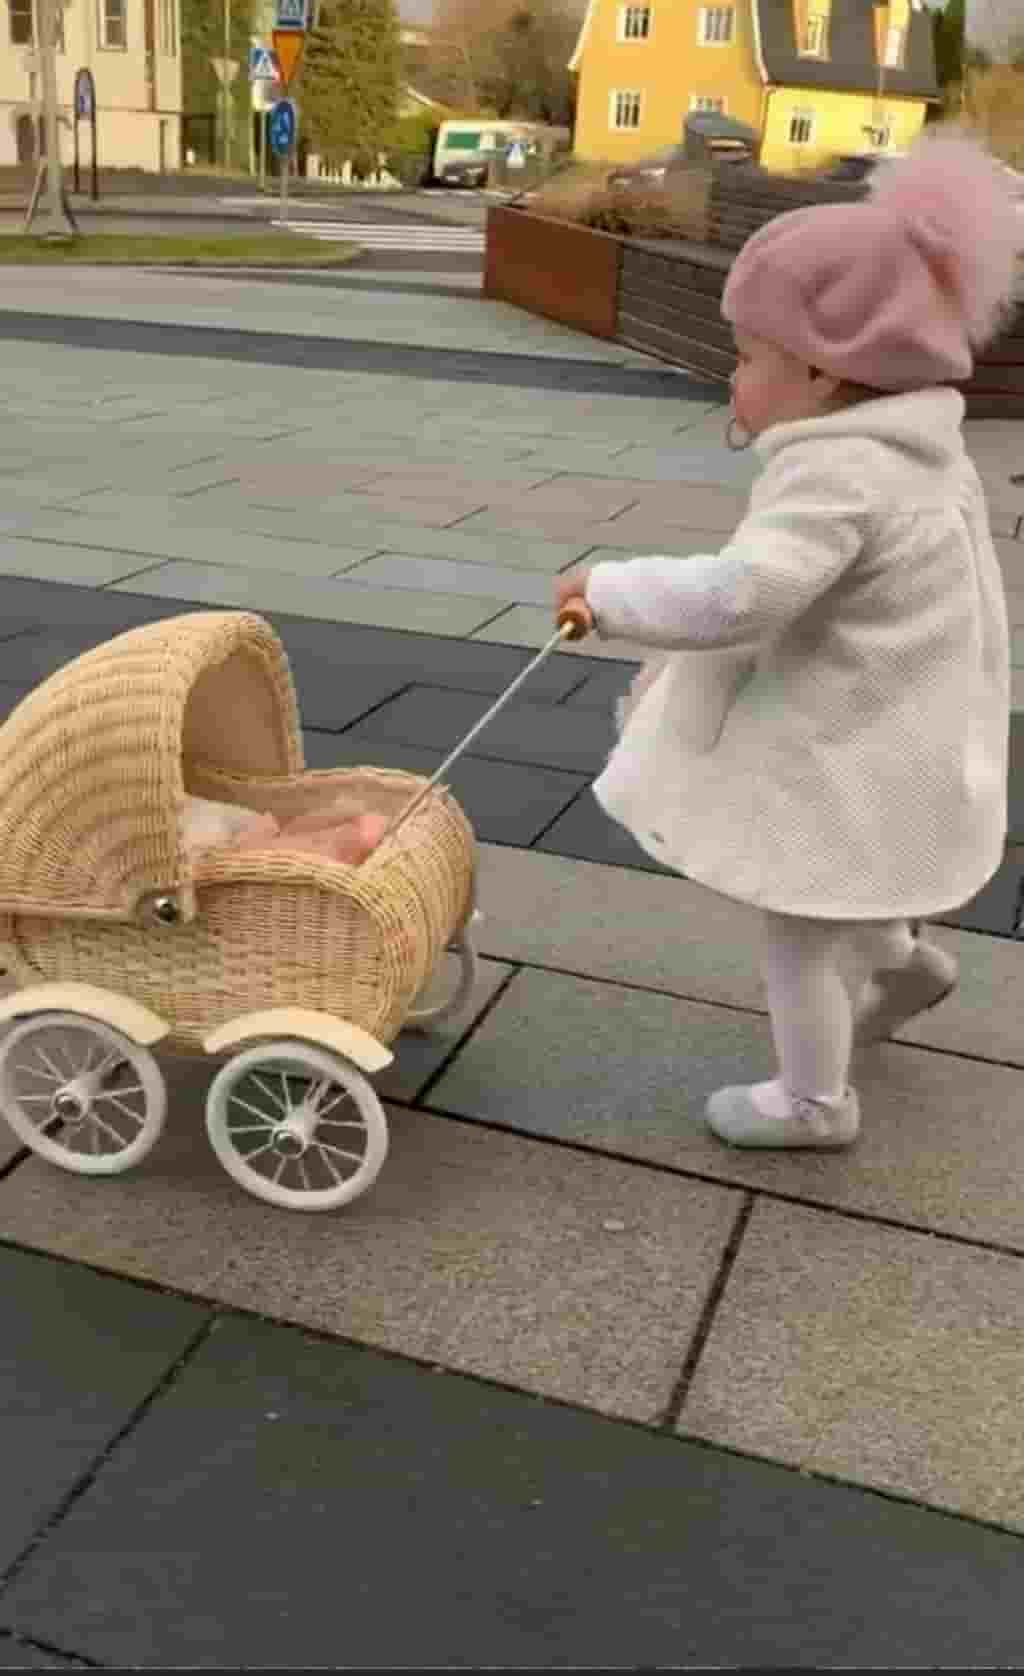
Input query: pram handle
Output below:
<box><xmin>556</xmin><ymin>599</ymin><xmax>594</xmax><ymax>641</ymax></box>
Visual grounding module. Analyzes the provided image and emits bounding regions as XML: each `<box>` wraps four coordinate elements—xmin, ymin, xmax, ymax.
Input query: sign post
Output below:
<box><xmin>268</xmin><ymin>97</ymin><xmax>297</xmax><ymax>224</ymax></box>
<box><xmin>72</xmin><ymin>66</ymin><xmax>98</xmax><ymax>201</ymax></box>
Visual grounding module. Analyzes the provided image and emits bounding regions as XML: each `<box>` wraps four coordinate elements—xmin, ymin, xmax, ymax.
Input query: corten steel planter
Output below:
<box><xmin>484</xmin><ymin>204</ymin><xmax>1024</xmax><ymax>420</ymax></box>
<box><xmin>483</xmin><ymin>205</ymin><xmax>621</xmax><ymax>340</ymax></box>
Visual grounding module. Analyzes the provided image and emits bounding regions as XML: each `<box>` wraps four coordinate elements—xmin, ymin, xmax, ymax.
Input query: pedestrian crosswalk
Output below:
<box><xmin>271</xmin><ymin>218</ymin><xmax>485</xmax><ymax>253</ymax></box>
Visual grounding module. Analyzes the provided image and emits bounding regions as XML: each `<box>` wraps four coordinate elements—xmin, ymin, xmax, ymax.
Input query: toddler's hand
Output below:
<box><xmin>555</xmin><ymin>568</ymin><xmax>592</xmax><ymax>615</ymax></box>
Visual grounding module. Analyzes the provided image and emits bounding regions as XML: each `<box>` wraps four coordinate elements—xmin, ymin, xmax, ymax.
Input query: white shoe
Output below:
<box><xmin>705</xmin><ymin>1082</ymin><xmax>860</xmax><ymax>1149</ymax></box>
<box><xmin>853</xmin><ymin>937</ymin><xmax>958</xmax><ymax>1047</ymax></box>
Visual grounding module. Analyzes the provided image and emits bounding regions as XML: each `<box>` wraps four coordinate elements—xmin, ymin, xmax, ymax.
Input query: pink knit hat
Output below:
<box><xmin>722</xmin><ymin>131</ymin><xmax>1021</xmax><ymax>389</ymax></box>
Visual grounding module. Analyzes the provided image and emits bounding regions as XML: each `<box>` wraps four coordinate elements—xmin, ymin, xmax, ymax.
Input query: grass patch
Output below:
<box><xmin>0</xmin><ymin>232</ymin><xmax>362</xmax><ymax>266</ymax></box>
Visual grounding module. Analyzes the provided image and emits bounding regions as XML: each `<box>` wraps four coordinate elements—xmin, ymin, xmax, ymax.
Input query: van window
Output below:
<box><xmin>445</xmin><ymin>130</ymin><xmax>482</xmax><ymax>151</ymax></box>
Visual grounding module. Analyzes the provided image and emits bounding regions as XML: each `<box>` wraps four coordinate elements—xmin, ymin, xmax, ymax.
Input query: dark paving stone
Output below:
<box><xmin>558</xmin><ymin>663</ymin><xmax>638</xmax><ymax>712</ymax></box>
<box><xmin>0</xmin><ymin>311</ymin><xmax>724</xmax><ymax>403</ymax></box>
<box><xmin>0</xmin><ymin>683</ymin><xmax>31</xmax><ymax>723</ymax></box>
<box><xmin>1010</xmin><ymin>713</ymin><xmax>1024</xmax><ymax>844</ymax></box>
<box><xmin>0</xmin><ymin>630</ymin><xmax>114</xmax><ymax>687</ymax></box>
<box><xmin>0</xmin><ymin>1246</ymin><xmax>208</xmax><ymax>1574</ymax></box>
<box><xmin>0</xmin><ymin>1633</ymin><xmax>84</xmax><ymax>1669</ymax></box>
<box><xmin>6</xmin><ymin>1311</ymin><xmax>1024</xmax><ymax>1669</ymax></box>
<box><xmin>341</xmin><ymin>685</ymin><xmax>616</xmax><ymax>775</ymax></box>
<box><xmin>302</xmin><ymin>729</ymin><xmax>585</xmax><ymax>846</ymax></box>
<box><xmin>930</xmin><ymin>851</ymin><xmax>1024</xmax><ymax>938</ymax></box>
<box><xmin>0</xmin><ymin>577</ymin><xmax>180</xmax><ymax>635</ymax></box>
<box><xmin>534</xmin><ymin>787</ymin><xmax>678</xmax><ymax>876</ymax></box>
<box><xmin>279</xmin><ymin>622</ymin><xmax>585</xmax><ymax>704</ymax></box>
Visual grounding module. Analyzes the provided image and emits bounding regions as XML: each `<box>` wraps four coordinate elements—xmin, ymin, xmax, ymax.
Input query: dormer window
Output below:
<box><xmin>884</xmin><ymin>24</ymin><xmax>906</xmax><ymax>66</ymax></box>
<box><xmin>801</xmin><ymin>13</ymin><xmax>829</xmax><ymax>56</ymax></box>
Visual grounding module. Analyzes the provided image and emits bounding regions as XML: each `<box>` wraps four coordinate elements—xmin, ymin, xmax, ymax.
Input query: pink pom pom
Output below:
<box><xmin>868</xmin><ymin>129</ymin><xmax>1021</xmax><ymax>347</ymax></box>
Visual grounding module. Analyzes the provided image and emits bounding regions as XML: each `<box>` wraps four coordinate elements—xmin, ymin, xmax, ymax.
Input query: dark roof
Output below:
<box><xmin>755</xmin><ymin>0</ymin><xmax>941</xmax><ymax>102</ymax></box>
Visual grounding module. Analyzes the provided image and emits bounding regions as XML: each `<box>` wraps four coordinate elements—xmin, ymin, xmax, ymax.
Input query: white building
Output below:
<box><xmin>1</xmin><ymin>0</ymin><xmax>183</xmax><ymax>171</ymax></box>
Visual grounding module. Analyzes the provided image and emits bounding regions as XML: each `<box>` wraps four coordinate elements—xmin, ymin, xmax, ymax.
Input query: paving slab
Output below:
<box><xmin>344</xmin><ymin>552</ymin><xmax>556</xmax><ymax>604</ymax></box>
<box><xmin>0</xmin><ymin>1100</ymin><xmax>739</xmax><ymax>1425</ymax></box>
<box><xmin>109</xmin><ymin>562</ymin><xmax>505</xmax><ymax>635</ymax></box>
<box><xmin>428</xmin><ymin>963</ymin><xmax>1024</xmax><ymax>1247</ymax></box>
<box><xmin>0</xmin><ymin>1633</ymin><xmax>85</xmax><ymax>1669</ymax></box>
<box><xmin>7</xmin><ymin>1311</ymin><xmax>1024</xmax><ymax>1669</ymax></box>
<box><xmin>0</xmin><ymin>1244</ymin><xmax>207</xmax><ymax>1573</ymax></box>
<box><xmin>681</xmin><ymin>1198</ymin><xmax>1024</xmax><ymax>1531</ymax></box>
<box><xmin>17</xmin><ymin>520</ymin><xmax>379</xmax><ymax>578</ymax></box>
<box><xmin>341</xmin><ymin>685</ymin><xmax>615</xmax><ymax>775</ymax></box>
<box><xmin>0</xmin><ymin>538</ymin><xmax>158</xmax><ymax>588</ymax></box>
<box><xmin>471</xmin><ymin>844</ymin><xmax>1024</xmax><ymax>1069</ymax></box>
<box><xmin>534</xmin><ymin>786</ymin><xmax>677</xmax><ymax>874</ymax></box>
<box><xmin>302</xmin><ymin>729</ymin><xmax>587</xmax><ymax>845</ymax></box>
<box><xmin>471</xmin><ymin>603</ymin><xmax>643</xmax><ymax>660</ymax></box>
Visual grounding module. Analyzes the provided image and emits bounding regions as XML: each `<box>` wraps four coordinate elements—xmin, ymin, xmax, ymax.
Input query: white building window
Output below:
<box><xmin>698</xmin><ymin>7</ymin><xmax>734</xmax><ymax>45</ymax></box>
<box><xmin>610</xmin><ymin>89</ymin><xmax>643</xmax><ymax>129</ymax></box>
<box><xmin>99</xmin><ymin>0</ymin><xmax>127</xmax><ymax>49</ymax></box>
<box><xmin>690</xmin><ymin>94</ymin><xmax>727</xmax><ymax>113</ymax></box>
<box><xmin>159</xmin><ymin>0</ymin><xmax>176</xmax><ymax>55</ymax></box>
<box><xmin>801</xmin><ymin>13</ymin><xmax>829</xmax><ymax>56</ymax></box>
<box><xmin>788</xmin><ymin>108</ymin><xmax>815</xmax><ymax>144</ymax></box>
<box><xmin>618</xmin><ymin>5</ymin><xmax>652</xmax><ymax>40</ymax></box>
<box><xmin>884</xmin><ymin>25</ymin><xmax>906</xmax><ymax>66</ymax></box>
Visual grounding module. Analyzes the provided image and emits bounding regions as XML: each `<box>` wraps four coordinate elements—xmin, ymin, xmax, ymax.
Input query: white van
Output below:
<box><xmin>432</xmin><ymin>120</ymin><xmax>569</xmax><ymax>188</ymax></box>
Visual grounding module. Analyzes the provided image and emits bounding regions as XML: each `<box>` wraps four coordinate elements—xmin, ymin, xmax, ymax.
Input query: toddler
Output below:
<box><xmin>555</xmin><ymin>132</ymin><xmax>1020</xmax><ymax>1149</ymax></box>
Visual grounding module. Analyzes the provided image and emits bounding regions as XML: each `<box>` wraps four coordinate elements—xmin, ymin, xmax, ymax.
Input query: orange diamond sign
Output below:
<box><xmin>272</xmin><ymin>29</ymin><xmax>306</xmax><ymax>90</ymax></box>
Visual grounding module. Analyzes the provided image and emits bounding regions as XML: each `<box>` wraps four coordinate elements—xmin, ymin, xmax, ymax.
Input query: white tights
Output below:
<box><xmin>758</xmin><ymin>912</ymin><xmax>918</xmax><ymax>1101</ymax></box>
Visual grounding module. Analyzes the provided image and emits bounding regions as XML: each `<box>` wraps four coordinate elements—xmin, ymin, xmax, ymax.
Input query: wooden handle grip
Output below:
<box><xmin>557</xmin><ymin>598</ymin><xmax>594</xmax><ymax>641</ymax></box>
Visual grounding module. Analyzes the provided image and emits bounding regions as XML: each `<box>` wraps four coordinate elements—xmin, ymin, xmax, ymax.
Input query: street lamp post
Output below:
<box><xmin>223</xmin><ymin>0</ymin><xmax>231</xmax><ymax>168</ymax></box>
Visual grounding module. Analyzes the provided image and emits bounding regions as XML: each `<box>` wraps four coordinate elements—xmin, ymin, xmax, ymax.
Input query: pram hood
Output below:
<box><xmin>0</xmin><ymin>611</ymin><xmax>304</xmax><ymax>924</ymax></box>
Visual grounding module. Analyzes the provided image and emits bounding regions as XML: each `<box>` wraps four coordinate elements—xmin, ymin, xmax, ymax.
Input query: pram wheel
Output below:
<box><xmin>205</xmin><ymin>1040</ymin><xmax>389</xmax><ymax>1211</ymax></box>
<box><xmin>0</xmin><ymin>1012</ymin><xmax>166</xmax><ymax>1175</ymax></box>
<box><xmin>406</xmin><ymin>918</ymin><xmax>480</xmax><ymax>1033</ymax></box>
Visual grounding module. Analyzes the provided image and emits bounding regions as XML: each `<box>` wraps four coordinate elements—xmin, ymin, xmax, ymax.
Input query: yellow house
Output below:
<box><xmin>569</xmin><ymin>0</ymin><xmax>940</xmax><ymax>173</ymax></box>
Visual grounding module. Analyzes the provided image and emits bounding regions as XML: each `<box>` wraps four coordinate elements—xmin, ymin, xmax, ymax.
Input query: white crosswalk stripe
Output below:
<box><xmin>270</xmin><ymin>218</ymin><xmax>485</xmax><ymax>252</ymax></box>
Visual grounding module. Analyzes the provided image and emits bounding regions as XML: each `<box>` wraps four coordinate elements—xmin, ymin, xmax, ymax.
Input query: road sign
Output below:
<box><xmin>249</xmin><ymin>45</ymin><xmax>279</xmax><ymax>81</ymax></box>
<box><xmin>268</xmin><ymin>98</ymin><xmax>297</xmax><ymax>158</ymax></box>
<box><xmin>272</xmin><ymin>29</ymin><xmax>305</xmax><ymax>89</ymax></box>
<box><xmin>73</xmin><ymin>65</ymin><xmax>95</xmax><ymax>118</ymax></box>
<box><xmin>506</xmin><ymin>141</ymin><xmax>526</xmax><ymax>169</ymax></box>
<box><xmin>274</xmin><ymin>0</ymin><xmax>308</xmax><ymax>27</ymax></box>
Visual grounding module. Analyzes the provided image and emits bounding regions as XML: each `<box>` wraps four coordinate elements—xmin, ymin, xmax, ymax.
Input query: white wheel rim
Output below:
<box><xmin>206</xmin><ymin>1042</ymin><xmax>388</xmax><ymax>1211</ymax></box>
<box><xmin>0</xmin><ymin>1013</ymin><xmax>166</xmax><ymax>1175</ymax></box>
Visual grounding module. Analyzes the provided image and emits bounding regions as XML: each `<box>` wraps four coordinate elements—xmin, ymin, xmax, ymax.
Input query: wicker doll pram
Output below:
<box><xmin>0</xmin><ymin>611</ymin><xmax>478</xmax><ymax>1212</ymax></box>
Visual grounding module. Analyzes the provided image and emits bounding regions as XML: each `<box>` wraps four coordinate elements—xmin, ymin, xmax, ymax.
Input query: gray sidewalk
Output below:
<box><xmin>0</xmin><ymin>264</ymin><xmax>1023</xmax><ymax>1667</ymax></box>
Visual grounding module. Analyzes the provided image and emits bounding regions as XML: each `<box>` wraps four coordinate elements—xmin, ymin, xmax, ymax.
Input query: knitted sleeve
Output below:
<box><xmin>585</xmin><ymin>441</ymin><xmax>872</xmax><ymax>651</ymax></box>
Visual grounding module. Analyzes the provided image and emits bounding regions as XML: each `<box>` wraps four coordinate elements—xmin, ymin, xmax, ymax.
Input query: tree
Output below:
<box><xmin>931</xmin><ymin>0</ymin><xmax>966</xmax><ymax>85</ymax></box>
<box><xmin>300</xmin><ymin>0</ymin><xmax>402</xmax><ymax>173</ymax></box>
<box><xmin>181</xmin><ymin>0</ymin><xmax>256</xmax><ymax>164</ymax></box>
<box><xmin>427</xmin><ymin>0</ymin><xmax>583</xmax><ymax>125</ymax></box>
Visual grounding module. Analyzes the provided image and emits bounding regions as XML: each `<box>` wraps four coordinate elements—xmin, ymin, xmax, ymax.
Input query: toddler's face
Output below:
<box><xmin>731</xmin><ymin>330</ymin><xmax>839</xmax><ymax>437</ymax></box>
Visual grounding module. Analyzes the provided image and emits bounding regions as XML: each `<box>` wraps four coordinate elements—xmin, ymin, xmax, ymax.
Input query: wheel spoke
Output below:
<box><xmin>314</xmin><ymin>1143</ymin><xmax>344</xmax><ymax>1185</ymax></box>
<box><xmin>104</xmin><ymin>1082</ymin><xmax>145</xmax><ymax>1098</ymax></box>
<box><xmin>227</xmin><ymin>1093</ymin><xmax>277</xmax><ymax>1127</ymax></box>
<box><xmin>296</xmin><ymin>1155</ymin><xmax>311</xmax><ymax>1191</ymax></box>
<box><xmin>88</xmin><ymin>1112</ymin><xmax>132</xmax><ymax>1150</ymax></box>
<box><xmin>272</xmin><ymin>1154</ymin><xmax>288</xmax><ymax>1184</ymax></box>
<box><xmin>37</xmin><ymin>1045</ymin><xmax>73</xmax><ymax>1082</ymax></box>
<box><xmin>13</xmin><ymin>1091</ymin><xmax>55</xmax><ymax>1103</ymax></box>
<box><xmin>20</xmin><ymin>1059</ymin><xmax>62</xmax><ymax>1083</ymax></box>
<box><xmin>223</xmin><ymin>1123</ymin><xmax>277</xmax><ymax>1138</ymax></box>
<box><xmin>99</xmin><ymin>1093</ymin><xmax>145</xmax><ymax>1126</ymax></box>
<box><xmin>237</xmin><ymin>1138</ymin><xmax>276</xmax><ymax>1163</ymax></box>
<box><xmin>313</xmin><ymin>1086</ymin><xmax>357</xmax><ymax>1121</ymax></box>
<box><xmin>251</xmin><ymin>1073</ymin><xmax>288</xmax><ymax>1115</ymax></box>
<box><xmin>317</xmin><ymin>1141</ymin><xmax>366</xmax><ymax>1166</ymax></box>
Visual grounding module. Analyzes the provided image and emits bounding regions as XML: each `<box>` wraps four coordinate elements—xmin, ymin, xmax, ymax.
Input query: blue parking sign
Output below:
<box><xmin>268</xmin><ymin>98</ymin><xmax>297</xmax><ymax>157</ymax></box>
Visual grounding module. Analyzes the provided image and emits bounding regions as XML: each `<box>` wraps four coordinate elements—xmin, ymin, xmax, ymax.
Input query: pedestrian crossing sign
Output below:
<box><xmin>248</xmin><ymin>46</ymin><xmax>279</xmax><ymax>81</ymax></box>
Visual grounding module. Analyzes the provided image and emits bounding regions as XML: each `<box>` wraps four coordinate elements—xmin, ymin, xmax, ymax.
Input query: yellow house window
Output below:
<box><xmin>9</xmin><ymin>0</ymin><xmax>64</xmax><ymax>49</ymax></box>
<box><xmin>99</xmin><ymin>0</ymin><xmax>128</xmax><ymax>50</ymax></box>
<box><xmin>691</xmin><ymin>94</ymin><xmax>727</xmax><ymax>113</ymax></box>
<box><xmin>618</xmin><ymin>5</ymin><xmax>652</xmax><ymax>41</ymax></box>
<box><xmin>610</xmin><ymin>89</ymin><xmax>643</xmax><ymax>129</ymax></box>
<box><xmin>788</xmin><ymin>108</ymin><xmax>815</xmax><ymax>144</ymax></box>
<box><xmin>698</xmin><ymin>6</ymin><xmax>734</xmax><ymax>45</ymax></box>
<box><xmin>800</xmin><ymin>13</ymin><xmax>829</xmax><ymax>56</ymax></box>
<box><xmin>884</xmin><ymin>25</ymin><xmax>906</xmax><ymax>66</ymax></box>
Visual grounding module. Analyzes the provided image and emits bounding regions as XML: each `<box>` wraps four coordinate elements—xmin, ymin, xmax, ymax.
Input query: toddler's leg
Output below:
<box><xmin>758</xmin><ymin>911</ymin><xmax>866</xmax><ymax>1105</ymax></box>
